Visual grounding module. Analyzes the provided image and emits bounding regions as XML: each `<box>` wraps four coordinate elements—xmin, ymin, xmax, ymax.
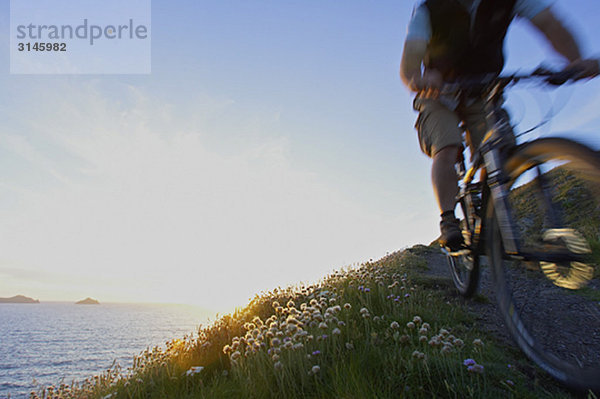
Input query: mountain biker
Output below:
<box><xmin>400</xmin><ymin>0</ymin><xmax>600</xmax><ymax>251</ymax></box>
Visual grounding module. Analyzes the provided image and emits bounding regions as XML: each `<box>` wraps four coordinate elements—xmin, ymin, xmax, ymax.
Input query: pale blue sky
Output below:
<box><xmin>0</xmin><ymin>1</ymin><xmax>598</xmax><ymax>311</ymax></box>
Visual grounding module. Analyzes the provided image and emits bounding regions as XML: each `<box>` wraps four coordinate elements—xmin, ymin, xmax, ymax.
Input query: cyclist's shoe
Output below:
<box><xmin>439</xmin><ymin>215</ymin><xmax>464</xmax><ymax>252</ymax></box>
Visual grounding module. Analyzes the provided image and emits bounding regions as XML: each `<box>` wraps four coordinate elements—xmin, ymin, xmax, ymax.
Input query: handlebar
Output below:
<box><xmin>529</xmin><ymin>66</ymin><xmax>583</xmax><ymax>85</ymax></box>
<box><xmin>438</xmin><ymin>67</ymin><xmax>583</xmax><ymax>98</ymax></box>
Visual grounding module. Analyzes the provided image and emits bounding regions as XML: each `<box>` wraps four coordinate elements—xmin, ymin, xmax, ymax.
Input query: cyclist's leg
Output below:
<box><xmin>458</xmin><ymin>99</ymin><xmax>488</xmax><ymax>153</ymax></box>
<box><xmin>434</xmin><ymin>146</ymin><xmax>465</xmax><ymax>249</ymax></box>
<box><xmin>460</xmin><ymin>98</ymin><xmax>515</xmax><ymax>154</ymax></box>
<box><xmin>413</xmin><ymin>96</ymin><xmax>464</xmax><ymax>248</ymax></box>
<box><xmin>432</xmin><ymin>146</ymin><xmax>460</xmax><ymax>212</ymax></box>
<box><xmin>413</xmin><ymin>96</ymin><xmax>463</xmax><ymax>158</ymax></box>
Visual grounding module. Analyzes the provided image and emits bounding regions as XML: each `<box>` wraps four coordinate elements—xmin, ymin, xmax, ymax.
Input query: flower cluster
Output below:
<box><xmin>427</xmin><ymin>328</ymin><xmax>465</xmax><ymax>354</ymax></box>
<box><xmin>222</xmin><ymin>292</ymin><xmax>350</xmax><ymax>376</ymax></box>
<box><xmin>463</xmin><ymin>358</ymin><xmax>485</xmax><ymax>374</ymax></box>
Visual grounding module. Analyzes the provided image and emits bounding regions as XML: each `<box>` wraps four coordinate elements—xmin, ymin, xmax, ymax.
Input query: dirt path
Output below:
<box><xmin>418</xmin><ymin>246</ymin><xmax>514</xmax><ymax>346</ymax></box>
<box><xmin>417</xmin><ymin>244</ymin><xmax>599</xmax><ymax>397</ymax></box>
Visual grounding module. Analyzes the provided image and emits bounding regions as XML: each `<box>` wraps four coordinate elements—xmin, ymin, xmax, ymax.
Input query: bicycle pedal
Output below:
<box><xmin>441</xmin><ymin>247</ymin><xmax>470</xmax><ymax>257</ymax></box>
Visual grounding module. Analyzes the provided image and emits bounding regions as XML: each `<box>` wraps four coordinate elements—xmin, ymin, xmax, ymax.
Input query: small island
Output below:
<box><xmin>0</xmin><ymin>295</ymin><xmax>40</xmax><ymax>304</ymax></box>
<box><xmin>75</xmin><ymin>297</ymin><xmax>100</xmax><ymax>305</ymax></box>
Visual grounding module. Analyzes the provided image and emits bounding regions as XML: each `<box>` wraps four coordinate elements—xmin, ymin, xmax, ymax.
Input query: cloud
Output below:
<box><xmin>0</xmin><ymin>81</ymin><xmax>404</xmax><ymax>310</ymax></box>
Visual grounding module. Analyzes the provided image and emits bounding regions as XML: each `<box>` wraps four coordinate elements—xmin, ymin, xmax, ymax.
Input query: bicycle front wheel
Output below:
<box><xmin>487</xmin><ymin>137</ymin><xmax>600</xmax><ymax>392</ymax></box>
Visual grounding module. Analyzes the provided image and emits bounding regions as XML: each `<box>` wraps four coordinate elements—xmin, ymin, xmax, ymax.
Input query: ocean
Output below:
<box><xmin>0</xmin><ymin>302</ymin><xmax>215</xmax><ymax>398</ymax></box>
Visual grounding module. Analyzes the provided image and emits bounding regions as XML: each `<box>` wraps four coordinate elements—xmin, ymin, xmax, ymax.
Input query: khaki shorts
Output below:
<box><xmin>413</xmin><ymin>96</ymin><xmax>490</xmax><ymax>157</ymax></box>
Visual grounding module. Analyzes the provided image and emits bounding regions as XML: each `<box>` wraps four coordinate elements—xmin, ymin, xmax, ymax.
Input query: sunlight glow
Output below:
<box><xmin>0</xmin><ymin>82</ymin><xmax>408</xmax><ymax>312</ymax></box>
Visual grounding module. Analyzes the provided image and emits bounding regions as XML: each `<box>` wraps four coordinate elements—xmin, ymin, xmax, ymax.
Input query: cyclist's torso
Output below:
<box><xmin>406</xmin><ymin>0</ymin><xmax>553</xmax><ymax>80</ymax></box>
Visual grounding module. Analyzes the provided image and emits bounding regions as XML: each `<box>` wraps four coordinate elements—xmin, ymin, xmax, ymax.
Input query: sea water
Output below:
<box><xmin>0</xmin><ymin>302</ymin><xmax>214</xmax><ymax>398</ymax></box>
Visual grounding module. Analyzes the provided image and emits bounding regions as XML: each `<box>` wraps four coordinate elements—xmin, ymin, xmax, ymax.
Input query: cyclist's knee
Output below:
<box><xmin>433</xmin><ymin>145</ymin><xmax>460</xmax><ymax>165</ymax></box>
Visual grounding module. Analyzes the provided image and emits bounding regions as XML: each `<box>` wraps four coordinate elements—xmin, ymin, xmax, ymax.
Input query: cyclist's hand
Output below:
<box><xmin>417</xmin><ymin>69</ymin><xmax>444</xmax><ymax>98</ymax></box>
<box><xmin>565</xmin><ymin>58</ymin><xmax>600</xmax><ymax>80</ymax></box>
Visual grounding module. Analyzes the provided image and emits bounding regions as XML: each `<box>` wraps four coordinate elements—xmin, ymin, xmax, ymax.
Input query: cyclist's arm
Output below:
<box><xmin>530</xmin><ymin>7</ymin><xmax>599</xmax><ymax>78</ymax></box>
<box><xmin>400</xmin><ymin>39</ymin><xmax>443</xmax><ymax>95</ymax></box>
<box><xmin>400</xmin><ymin>39</ymin><xmax>426</xmax><ymax>92</ymax></box>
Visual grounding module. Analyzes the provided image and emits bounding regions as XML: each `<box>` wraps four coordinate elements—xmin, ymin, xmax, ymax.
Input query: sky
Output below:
<box><xmin>0</xmin><ymin>0</ymin><xmax>599</xmax><ymax>313</ymax></box>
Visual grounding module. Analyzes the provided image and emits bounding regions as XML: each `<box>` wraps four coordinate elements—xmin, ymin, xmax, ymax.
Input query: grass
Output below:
<box><xmin>32</xmin><ymin>245</ymin><xmax>581</xmax><ymax>399</ymax></box>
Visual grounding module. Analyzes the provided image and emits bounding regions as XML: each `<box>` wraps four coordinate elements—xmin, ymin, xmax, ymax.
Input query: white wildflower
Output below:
<box><xmin>186</xmin><ymin>366</ymin><xmax>204</xmax><ymax>377</ymax></box>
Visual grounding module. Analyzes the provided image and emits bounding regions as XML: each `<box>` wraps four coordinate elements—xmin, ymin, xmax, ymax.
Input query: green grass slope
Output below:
<box><xmin>31</xmin><ymin>246</ymin><xmax>578</xmax><ymax>399</ymax></box>
<box><xmin>510</xmin><ymin>167</ymin><xmax>600</xmax><ymax>245</ymax></box>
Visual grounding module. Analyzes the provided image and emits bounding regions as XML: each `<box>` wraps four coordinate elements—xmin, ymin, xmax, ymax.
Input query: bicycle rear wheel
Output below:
<box><xmin>447</xmin><ymin>198</ymin><xmax>480</xmax><ymax>297</ymax></box>
<box><xmin>487</xmin><ymin>137</ymin><xmax>600</xmax><ymax>392</ymax></box>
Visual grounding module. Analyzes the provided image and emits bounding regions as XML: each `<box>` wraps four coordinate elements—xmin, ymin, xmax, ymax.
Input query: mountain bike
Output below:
<box><xmin>442</xmin><ymin>68</ymin><xmax>600</xmax><ymax>392</ymax></box>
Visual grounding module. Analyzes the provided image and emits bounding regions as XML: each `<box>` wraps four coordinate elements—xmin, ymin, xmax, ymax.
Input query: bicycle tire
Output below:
<box><xmin>446</xmin><ymin>198</ymin><xmax>480</xmax><ymax>297</ymax></box>
<box><xmin>487</xmin><ymin>137</ymin><xmax>600</xmax><ymax>392</ymax></box>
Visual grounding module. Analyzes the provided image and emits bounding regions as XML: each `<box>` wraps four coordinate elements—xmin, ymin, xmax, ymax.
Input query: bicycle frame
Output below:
<box><xmin>457</xmin><ymin>84</ymin><xmax>587</xmax><ymax>264</ymax></box>
<box><xmin>456</xmin><ymin>86</ymin><xmax>519</xmax><ymax>258</ymax></box>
